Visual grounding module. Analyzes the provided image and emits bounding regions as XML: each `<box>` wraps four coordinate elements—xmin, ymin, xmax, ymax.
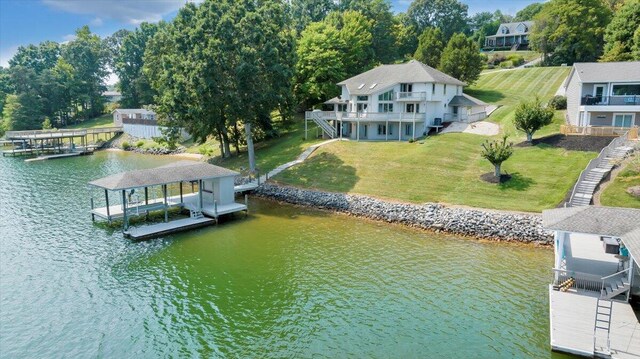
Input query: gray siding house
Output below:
<box><xmin>564</xmin><ymin>62</ymin><xmax>640</xmax><ymax>129</ymax></box>
<box><xmin>484</xmin><ymin>21</ymin><xmax>534</xmax><ymax>49</ymax></box>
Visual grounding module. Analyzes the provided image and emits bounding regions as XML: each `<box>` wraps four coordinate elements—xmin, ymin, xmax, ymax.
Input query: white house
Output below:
<box><xmin>305</xmin><ymin>60</ymin><xmax>488</xmax><ymax>141</ymax></box>
<box><xmin>484</xmin><ymin>21</ymin><xmax>534</xmax><ymax>50</ymax></box>
<box><xmin>543</xmin><ymin>206</ymin><xmax>640</xmax><ymax>358</ymax></box>
<box><xmin>113</xmin><ymin>109</ymin><xmax>188</xmax><ymax>140</ymax></box>
<box><xmin>564</xmin><ymin>62</ymin><xmax>640</xmax><ymax>130</ymax></box>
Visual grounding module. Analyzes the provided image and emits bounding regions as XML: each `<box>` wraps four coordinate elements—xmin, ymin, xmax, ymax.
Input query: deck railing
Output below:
<box><xmin>306</xmin><ymin>111</ymin><xmax>424</xmax><ymax>122</ymax></box>
<box><xmin>443</xmin><ymin>112</ymin><xmax>487</xmax><ymax>123</ymax></box>
<box><xmin>5</xmin><ymin>126</ymin><xmax>123</xmax><ymax>139</ymax></box>
<box><xmin>560</xmin><ymin>125</ymin><xmax>638</xmax><ymax>138</ymax></box>
<box><xmin>581</xmin><ymin>95</ymin><xmax>640</xmax><ymax>106</ymax></box>
<box><xmin>553</xmin><ymin>269</ymin><xmax>608</xmax><ymax>292</ymax></box>
<box><xmin>396</xmin><ymin>92</ymin><xmax>427</xmax><ymax>101</ymax></box>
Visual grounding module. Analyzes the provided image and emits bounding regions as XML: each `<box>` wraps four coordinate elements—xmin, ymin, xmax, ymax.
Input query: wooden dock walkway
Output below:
<box><xmin>24</xmin><ymin>151</ymin><xmax>93</xmax><ymax>162</ymax></box>
<box><xmin>549</xmin><ymin>287</ymin><xmax>640</xmax><ymax>358</ymax></box>
<box><xmin>124</xmin><ymin>217</ymin><xmax>216</xmax><ymax>240</ymax></box>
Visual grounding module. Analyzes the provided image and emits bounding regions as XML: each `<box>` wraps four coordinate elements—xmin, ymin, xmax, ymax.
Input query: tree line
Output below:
<box><xmin>1</xmin><ymin>0</ymin><xmax>638</xmax><ymax>152</ymax></box>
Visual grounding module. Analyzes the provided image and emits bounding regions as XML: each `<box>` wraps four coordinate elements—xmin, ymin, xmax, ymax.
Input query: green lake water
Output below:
<box><xmin>0</xmin><ymin>151</ymin><xmax>569</xmax><ymax>358</ymax></box>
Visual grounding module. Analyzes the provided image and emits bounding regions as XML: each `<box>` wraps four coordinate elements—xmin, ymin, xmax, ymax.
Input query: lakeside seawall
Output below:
<box><xmin>255</xmin><ymin>183</ymin><xmax>553</xmax><ymax>244</ymax></box>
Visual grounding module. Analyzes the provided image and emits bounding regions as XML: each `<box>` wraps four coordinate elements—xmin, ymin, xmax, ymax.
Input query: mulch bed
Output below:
<box><xmin>480</xmin><ymin>172</ymin><xmax>512</xmax><ymax>184</ymax></box>
<box><xmin>515</xmin><ymin>134</ymin><xmax>613</xmax><ymax>152</ymax></box>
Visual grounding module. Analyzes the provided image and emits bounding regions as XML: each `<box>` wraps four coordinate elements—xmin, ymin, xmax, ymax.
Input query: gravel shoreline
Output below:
<box><xmin>254</xmin><ymin>183</ymin><xmax>553</xmax><ymax>245</ymax></box>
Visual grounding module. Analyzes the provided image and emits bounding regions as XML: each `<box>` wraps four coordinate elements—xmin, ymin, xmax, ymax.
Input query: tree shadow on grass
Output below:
<box><xmin>464</xmin><ymin>89</ymin><xmax>506</xmax><ymax>103</ymax></box>
<box><xmin>279</xmin><ymin>152</ymin><xmax>359</xmax><ymax>193</ymax></box>
<box><xmin>497</xmin><ymin>172</ymin><xmax>535</xmax><ymax>191</ymax></box>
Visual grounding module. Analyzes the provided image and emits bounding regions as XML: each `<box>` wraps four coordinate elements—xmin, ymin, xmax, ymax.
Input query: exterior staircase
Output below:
<box><xmin>601</xmin><ymin>279</ymin><xmax>631</xmax><ymax>300</ymax></box>
<box><xmin>189</xmin><ymin>209</ymin><xmax>204</xmax><ymax>219</ymax></box>
<box><xmin>511</xmin><ymin>43</ymin><xmax>519</xmax><ymax>51</ymax></box>
<box><xmin>569</xmin><ymin>133</ymin><xmax>635</xmax><ymax>207</ymax></box>
<box><xmin>593</xmin><ymin>298</ymin><xmax>612</xmax><ymax>357</ymax></box>
<box><xmin>306</xmin><ymin>111</ymin><xmax>336</xmax><ymax>138</ymax></box>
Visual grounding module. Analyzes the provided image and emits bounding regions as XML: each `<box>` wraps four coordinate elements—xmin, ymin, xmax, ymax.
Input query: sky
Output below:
<box><xmin>0</xmin><ymin>0</ymin><xmax>540</xmax><ymax>76</ymax></box>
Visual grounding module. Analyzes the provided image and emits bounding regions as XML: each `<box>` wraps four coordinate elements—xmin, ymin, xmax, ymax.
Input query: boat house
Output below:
<box><xmin>88</xmin><ymin>161</ymin><xmax>247</xmax><ymax>239</ymax></box>
<box><xmin>542</xmin><ymin>206</ymin><xmax>640</xmax><ymax>358</ymax></box>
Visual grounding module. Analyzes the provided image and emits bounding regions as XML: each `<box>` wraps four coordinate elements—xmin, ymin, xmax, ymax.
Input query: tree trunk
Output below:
<box><xmin>220</xmin><ymin>126</ymin><xmax>231</xmax><ymax>158</ymax></box>
<box><xmin>245</xmin><ymin>122</ymin><xmax>256</xmax><ymax>173</ymax></box>
<box><xmin>233</xmin><ymin>122</ymin><xmax>241</xmax><ymax>156</ymax></box>
<box><xmin>526</xmin><ymin>132</ymin><xmax>533</xmax><ymax>143</ymax></box>
<box><xmin>494</xmin><ymin>163</ymin><xmax>501</xmax><ymax>178</ymax></box>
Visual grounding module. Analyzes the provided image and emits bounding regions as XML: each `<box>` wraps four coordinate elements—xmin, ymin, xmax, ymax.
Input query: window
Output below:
<box><xmin>612</xmin><ymin>84</ymin><xmax>640</xmax><ymax>96</ymax></box>
<box><xmin>405</xmin><ymin>124</ymin><xmax>413</xmax><ymax>136</ymax></box>
<box><xmin>452</xmin><ymin>106</ymin><xmax>458</xmax><ymax>115</ymax></box>
<box><xmin>369</xmin><ymin>83</ymin><xmax>377</xmax><ymax>89</ymax></box>
<box><xmin>357</xmin><ymin>83</ymin><xmax>365</xmax><ymax>89</ymax></box>
<box><xmin>406</xmin><ymin>104</ymin><xmax>420</xmax><ymax>113</ymax></box>
<box><xmin>400</xmin><ymin>83</ymin><xmax>413</xmax><ymax>92</ymax></box>
<box><xmin>432</xmin><ymin>83</ymin><xmax>435</xmax><ymax>93</ymax></box>
<box><xmin>357</xmin><ymin>95</ymin><xmax>368</xmax><ymax>101</ymax></box>
<box><xmin>378</xmin><ymin>90</ymin><xmax>394</xmax><ymax>101</ymax></box>
<box><xmin>377</xmin><ymin>124</ymin><xmax>387</xmax><ymax>135</ymax></box>
<box><xmin>444</xmin><ymin>84</ymin><xmax>447</xmax><ymax>94</ymax></box>
<box><xmin>357</xmin><ymin>103</ymin><xmax>368</xmax><ymax>112</ymax></box>
<box><xmin>337</xmin><ymin>104</ymin><xmax>347</xmax><ymax>112</ymax></box>
<box><xmin>613</xmin><ymin>113</ymin><xmax>635</xmax><ymax>127</ymax></box>
<box><xmin>378</xmin><ymin>103</ymin><xmax>393</xmax><ymax>112</ymax></box>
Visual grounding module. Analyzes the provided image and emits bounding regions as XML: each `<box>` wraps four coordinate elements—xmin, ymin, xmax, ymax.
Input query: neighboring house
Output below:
<box><xmin>102</xmin><ymin>91</ymin><xmax>122</xmax><ymax>103</ymax></box>
<box><xmin>542</xmin><ymin>206</ymin><xmax>640</xmax><ymax>358</ymax></box>
<box><xmin>564</xmin><ymin>62</ymin><xmax>640</xmax><ymax>129</ymax></box>
<box><xmin>305</xmin><ymin>60</ymin><xmax>487</xmax><ymax>141</ymax></box>
<box><xmin>484</xmin><ymin>21</ymin><xmax>533</xmax><ymax>50</ymax></box>
<box><xmin>113</xmin><ymin>109</ymin><xmax>175</xmax><ymax>139</ymax></box>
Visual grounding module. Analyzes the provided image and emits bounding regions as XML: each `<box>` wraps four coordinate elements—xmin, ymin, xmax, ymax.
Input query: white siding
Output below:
<box><xmin>213</xmin><ymin>177</ymin><xmax>235</xmax><ymax>206</ymax></box>
<box><xmin>565</xmin><ymin>71</ymin><xmax>582</xmax><ymax>125</ymax></box>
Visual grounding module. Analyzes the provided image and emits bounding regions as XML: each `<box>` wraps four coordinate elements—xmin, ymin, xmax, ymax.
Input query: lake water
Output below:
<box><xmin>0</xmin><ymin>151</ymin><xmax>569</xmax><ymax>358</ymax></box>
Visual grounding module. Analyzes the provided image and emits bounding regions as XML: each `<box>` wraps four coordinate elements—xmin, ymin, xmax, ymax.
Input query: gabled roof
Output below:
<box><xmin>542</xmin><ymin>206</ymin><xmax>640</xmax><ymax>261</ymax></box>
<box><xmin>570</xmin><ymin>61</ymin><xmax>640</xmax><ymax>83</ymax></box>
<box><xmin>113</xmin><ymin>108</ymin><xmax>155</xmax><ymax>115</ymax></box>
<box><xmin>337</xmin><ymin>60</ymin><xmax>466</xmax><ymax>96</ymax></box>
<box><xmin>324</xmin><ymin>96</ymin><xmax>348</xmax><ymax>105</ymax></box>
<box><xmin>89</xmin><ymin>161</ymin><xmax>238</xmax><ymax>190</ymax></box>
<box><xmin>448</xmin><ymin>93</ymin><xmax>487</xmax><ymax>107</ymax></box>
<box><xmin>488</xmin><ymin>21</ymin><xmax>534</xmax><ymax>37</ymax></box>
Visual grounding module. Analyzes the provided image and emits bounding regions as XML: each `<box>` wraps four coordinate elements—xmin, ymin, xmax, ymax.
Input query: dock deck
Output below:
<box><xmin>549</xmin><ymin>287</ymin><xmax>640</xmax><ymax>358</ymax></box>
<box><xmin>124</xmin><ymin>217</ymin><xmax>216</xmax><ymax>240</ymax></box>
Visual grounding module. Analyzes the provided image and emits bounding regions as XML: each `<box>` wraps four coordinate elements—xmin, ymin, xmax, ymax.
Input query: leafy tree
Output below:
<box><xmin>339</xmin><ymin>0</ymin><xmax>397</xmax><ymax>64</ymax></box>
<box><xmin>337</xmin><ymin>11</ymin><xmax>374</xmax><ymax>76</ymax></box>
<box><xmin>103</xmin><ymin>29</ymin><xmax>131</xmax><ymax>70</ymax></box>
<box><xmin>42</xmin><ymin>117</ymin><xmax>53</xmax><ymax>130</ymax></box>
<box><xmin>438</xmin><ymin>33</ymin><xmax>484</xmax><ymax>84</ymax></box>
<box><xmin>290</xmin><ymin>0</ymin><xmax>336</xmax><ymax>32</ymax></box>
<box><xmin>468</xmin><ymin>11</ymin><xmax>511</xmax><ymax>48</ymax></box>
<box><xmin>393</xmin><ymin>13</ymin><xmax>418</xmax><ymax>60</ymax></box>
<box><xmin>602</xmin><ymin>0</ymin><xmax>640</xmax><ymax>61</ymax></box>
<box><xmin>1</xmin><ymin>92</ymin><xmax>43</xmax><ymax>131</ymax></box>
<box><xmin>481</xmin><ymin>135</ymin><xmax>514</xmax><ymax>178</ymax></box>
<box><xmin>530</xmin><ymin>0</ymin><xmax>611</xmax><ymax>65</ymax></box>
<box><xmin>295</xmin><ymin>22</ymin><xmax>346</xmax><ymax>107</ymax></box>
<box><xmin>0</xmin><ymin>67</ymin><xmax>12</xmax><ymax>115</ymax></box>
<box><xmin>414</xmin><ymin>27</ymin><xmax>445</xmax><ymax>67</ymax></box>
<box><xmin>514</xmin><ymin>3</ymin><xmax>545</xmax><ymax>21</ymax></box>
<box><xmin>407</xmin><ymin>0</ymin><xmax>469</xmax><ymax>40</ymax></box>
<box><xmin>9</xmin><ymin>41</ymin><xmax>60</xmax><ymax>73</ymax></box>
<box><xmin>114</xmin><ymin>22</ymin><xmax>163</xmax><ymax>108</ymax></box>
<box><xmin>634</xmin><ymin>27</ymin><xmax>640</xmax><ymax>59</ymax></box>
<box><xmin>513</xmin><ymin>97</ymin><xmax>554</xmax><ymax>143</ymax></box>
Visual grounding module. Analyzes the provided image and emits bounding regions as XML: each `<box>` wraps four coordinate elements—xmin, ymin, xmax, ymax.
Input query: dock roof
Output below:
<box><xmin>542</xmin><ymin>206</ymin><xmax>640</xmax><ymax>260</ymax></box>
<box><xmin>89</xmin><ymin>161</ymin><xmax>238</xmax><ymax>190</ymax></box>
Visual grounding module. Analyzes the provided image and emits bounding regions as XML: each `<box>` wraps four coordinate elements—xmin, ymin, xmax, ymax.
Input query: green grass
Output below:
<box><xmin>273</xmin><ymin>67</ymin><xmax>598</xmax><ymax>212</ymax></box>
<box><xmin>275</xmin><ymin>136</ymin><xmax>594</xmax><ymax>212</ymax></box>
<box><xmin>600</xmin><ymin>155</ymin><xmax>640</xmax><ymax>209</ymax></box>
<box><xmin>65</xmin><ymin>114</ymin><xmax>114</xmax><ymax>129</ymax></box>
<box><xmin>483</xmin><ymin>50</ymin><xmax>541</xmax><ymax>63</ymax></box>
<box><xmin>467</xmin><ymin>66</ymin><xmax>571</xmax><ymax>139</ymax></box>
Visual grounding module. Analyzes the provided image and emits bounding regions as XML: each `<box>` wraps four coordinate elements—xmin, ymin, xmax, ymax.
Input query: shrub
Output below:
<box><xmin>513</xmin><ymin>96</ymin><xmax>555</xmax><ymax>142</ymax></box>
<box><xmin>122</xmin><ymin>141</ymin><xmax>131</xmax><ymax>150</ymax></box>
<box><xmin>506</xmin><ymin>54</ymin><xmax>525</xmax><ymax>66</ymax></box>
<box><xmin>548</xmin><ymin>95</ymin><xmax>567</xmax><ymax>110</ymax></box>
<box><xmin>499</xmin><ymin>60</ymin><xmax>514</xmax><ymax>69</ymax></box>
<box><xmin>481</xmin><ymin>135</ymin><xmax>514</xmax><ymax>178</ymax></box>
<box><xmin>135</xmin><ymin>140</ymin><xmax>144</xmax><ymax>148</ymax></box>
<box><xmin>488</xmin><ymin>54</ymin><xmax>507</xmax><ymax>66</ymax></box>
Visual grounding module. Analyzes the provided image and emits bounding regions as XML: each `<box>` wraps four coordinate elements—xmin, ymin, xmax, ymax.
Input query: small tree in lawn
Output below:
<box><xmin>513</xmin><ymin>96</ymin><xmax>554</xmax><ymax>143</ymax></box>
<box><xmin>481</xmin><ymin>135</ymin><xmax>514</xmax><ymax>179</ymax></box>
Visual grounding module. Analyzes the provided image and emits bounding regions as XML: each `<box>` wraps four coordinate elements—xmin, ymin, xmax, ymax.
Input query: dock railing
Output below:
<box><xmin>567</xmin><ymin>130</ymin><xmax>631</xmax><ymax>207</ymax></box>
<box><xmin>553</xmin><ymin>268</ymin><xmax>604</xmax><ymax>292</ymax></box>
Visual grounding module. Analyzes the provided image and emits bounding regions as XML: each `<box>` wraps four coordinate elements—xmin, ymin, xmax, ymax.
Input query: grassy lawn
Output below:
<box><xmin>273</xmin><ymin>67</ymin><xmax>598</xmax><ymax>212</ymax></box>
<box><xmin>600</xmin><ymin>154</ymin><xmax>640</xmax><ymax>209</ymax></box>
<box><xmin>64</xmin><ymin>114</ymin><xmax>114</xmax><ymax>129</ymax></box>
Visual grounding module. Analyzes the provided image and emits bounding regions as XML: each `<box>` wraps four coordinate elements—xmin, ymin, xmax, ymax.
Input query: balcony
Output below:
<box><xmin>396</xmin><ymin>92</ymin><xmax>427</xmax><ymax>101</ymax></box>
<box><xmin>581</xmin><ymin>95</ymin><xmax>640</xmax><ymax>106</ymax></box>
<box><xmin>306</xmin><ymin>110</ymin><xmax>425</xmax><ymax>122</ymax></box>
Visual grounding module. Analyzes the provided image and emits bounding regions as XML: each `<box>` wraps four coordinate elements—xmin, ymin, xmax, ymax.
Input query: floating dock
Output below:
<box><xmin>124</xmin><ymin>217</ymin><xmax>216</xmax><ymax>240</ymax></box>
<box><xmin>24</xmin><ymin>151</ymin><xmax>93</xmax><ymax>162</ymax></box>
<box><xmin>2</xmin><ymin>127</ymin><xmax>121</xmax><ymax>158</ymax></box>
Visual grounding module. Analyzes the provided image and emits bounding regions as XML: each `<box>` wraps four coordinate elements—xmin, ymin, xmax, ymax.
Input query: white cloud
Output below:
<box><xmin>42</xmin><ymin>0</ymin><xmax>197</xmax><ymax>25</ymax></box>
<box><xmin>61</xmin><ymin>33</ymin><xmax>77</xmax><ymax>43</ymax></box>
<box><xmin>0</xmin><ymin>46</ymin><xmax>19</xmax><ymax>68</ymax></box>
<box><xmin>90</xmin><ymin>17</ymin><xmax>104</xmax><ymax>27</ymax></box>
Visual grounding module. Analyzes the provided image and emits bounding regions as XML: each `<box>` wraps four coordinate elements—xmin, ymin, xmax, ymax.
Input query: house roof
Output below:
<box><xmin>542</xmin><ymin>206</ymin><xmax>640</xmax><ymax>261</ymax></box>
<box><xmin>102</xmin><ymin>91</ymin><xmax>121</xmax><ymax>97</ymax></box>
<box><xmin>113</xmin><ymin>108</ymin><xmax>155</xmax><ymax>115</ymax></box>
<box><xmin>324</xmin><ymin>96</ymin><xmax>348</xmax><ymax>105</ymax></box>
<box><xmin>571</xmin><ymin>61</ymin><xmax>640</xmax><ymax>83</ymax></box>
<box><xmin>337</xmin><ymin>60</ymin><xmax>466</xmax><ymax>95</ymax></box>
<box><xmin>88</xmin><ymin>161</ymin><xmax>238</xmax><ymax>190</ymax></box>
<box><xmin>448</xmin><ymin>93</ymin><xmax>487</xmax><ymax>107</ymax></box>
<box><xmin>487</xmin><ymin>21</ymin><xmax>534</xmax><ymax>37</ymax></box>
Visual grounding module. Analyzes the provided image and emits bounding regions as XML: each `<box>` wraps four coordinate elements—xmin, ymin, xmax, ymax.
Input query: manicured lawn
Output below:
<box><xmin>274</xmin><ymin>136</ymin><xmax>594</xmax><ymax>212</ymax></box>
<box><xmin>467</xmin><ymin>66</ymin><xmax>570</xmax><ymax>139</ymax></box>
<box><xmin>600</xmin><ymin>154</ymin><xmax>640</xmax><ymax>209</ymax></box>
<box><xmin>65</xmin><ymin>114</ymin><xmax>114</xmax><ymax>129</ymax></box>
<box><xmin>212</xmin><ymin>119</ymin><xmax>323</xmax><ymax>174</ymax></box>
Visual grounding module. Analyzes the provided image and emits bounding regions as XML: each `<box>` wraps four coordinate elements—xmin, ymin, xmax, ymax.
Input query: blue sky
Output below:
<box><xmin>0</xmin><ymin>0</ymin><xmax>540</xmax><ymax>69</ymax></box>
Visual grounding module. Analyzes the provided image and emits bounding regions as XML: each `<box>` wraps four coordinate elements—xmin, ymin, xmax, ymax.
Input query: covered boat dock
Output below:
<box><xmin>88</xmin><ymin>161</ymin><xmax>248</xmax><ymax>239</ymax></box>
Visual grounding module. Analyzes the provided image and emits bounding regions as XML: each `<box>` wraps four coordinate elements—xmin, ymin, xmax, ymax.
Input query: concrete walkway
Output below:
<box><xmin>440</xmin><ymin>121</ymin><xmax>500</xmax><ymax>136</ymax></box>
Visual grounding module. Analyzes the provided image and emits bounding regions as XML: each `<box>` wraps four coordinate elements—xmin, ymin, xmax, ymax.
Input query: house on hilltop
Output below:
<box><xmin>113</xmin><ymin>109</ymin><xmax>188</xmax><ymax>140</ymax></box>
<box><xmin>484</xmin><ymin>21</ymin><xmax>534</xmax><ymax>50</ymax></box>
<box><xmin>564</xmin><ymin>61</ymin><xmax>640</xmax><ymax>130</ymax></box>
<box><xmin>305</xmin><ymin>60</ymin><xmax>487</xmax><ymax>141</ymax></box>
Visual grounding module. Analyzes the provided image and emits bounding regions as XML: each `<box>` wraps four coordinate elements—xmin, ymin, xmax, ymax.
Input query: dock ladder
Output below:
<box><xmin>593</xmin><ymin>298</ymin><xmax>612</xmax><ymax>357</ymax></box>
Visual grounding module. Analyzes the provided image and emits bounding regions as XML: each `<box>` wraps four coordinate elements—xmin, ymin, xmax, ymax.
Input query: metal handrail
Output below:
<box><xmin>601</xmin><ymin>267</ymin><xmax>629</xmax><ymax>281</ymax></box>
